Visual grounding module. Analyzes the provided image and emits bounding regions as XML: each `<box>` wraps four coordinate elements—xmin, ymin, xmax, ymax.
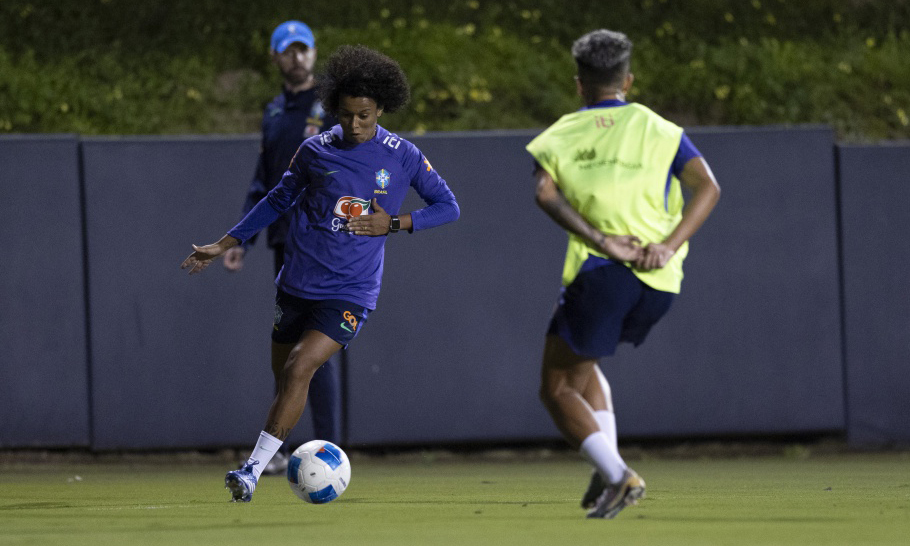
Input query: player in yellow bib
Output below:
<box><xmin>527</xmin><ymin>29</ymin><xmax>720</xmax><ymax>519</ymax></box>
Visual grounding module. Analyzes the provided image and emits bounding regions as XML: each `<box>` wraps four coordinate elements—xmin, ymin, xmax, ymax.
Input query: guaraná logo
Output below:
<box><xmin>333</xmin><ymin>196</ymin><xmax>371</xmax><ymax>219</ymax></box>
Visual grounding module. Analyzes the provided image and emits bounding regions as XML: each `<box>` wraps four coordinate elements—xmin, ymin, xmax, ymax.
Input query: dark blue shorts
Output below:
<box><xmin>548</xmin><ymin>257</ymin><xmax>675</xmax><ymax>358</ymax></box>
<box><xmin>272</xmin><ymin>290</ymin><xmax>370</xmax><ymax>347</ymax></box>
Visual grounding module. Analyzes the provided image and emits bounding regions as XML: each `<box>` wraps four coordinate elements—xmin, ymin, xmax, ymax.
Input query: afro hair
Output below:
<box><xmin>317</xmin><ymin>45</ymin><xmax>411</xmax><ymax>115</ymax></box>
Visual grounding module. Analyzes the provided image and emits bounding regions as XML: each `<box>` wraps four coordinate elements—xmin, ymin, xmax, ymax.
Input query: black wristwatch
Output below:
<box><xmin>389</xmin><ymin>215</ymin><xmax>401</xmax><ymax>233</ymax></box>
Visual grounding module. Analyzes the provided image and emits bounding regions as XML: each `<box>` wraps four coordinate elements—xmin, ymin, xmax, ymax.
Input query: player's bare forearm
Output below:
<box><xmin>397</xmin><ymin>214</ymin><xmax>414</xmax><ymax>231</ymax></box>
<box><xmin>216</xmin><ymin>234</ymin><xmax>241</xmax><ymax>250</ymax></box>
<box><xmin>662</xmin><ymin>157</ymin><xmax>721</xmax><ymax>252</ymax></box>
<box><xmin>535</xmin><ymin>169</ymin><xmax>603</xmax><ymax>246</ymax></box>
<box><xmin>534</xmin><ymin>168</ymin><xmax>642</xmax><ymax>262</ymax></box>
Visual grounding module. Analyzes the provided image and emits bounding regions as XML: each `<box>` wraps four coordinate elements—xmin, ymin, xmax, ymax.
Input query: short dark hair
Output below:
<box><xmin>317</xmin><ymin>45</ymin><xmax>410</xmax><ymax>114</ymax></box>
<box><xmin>571</xmin><ymin>29</ymin><xmax>633</xmax><ymax>88</ymax></box>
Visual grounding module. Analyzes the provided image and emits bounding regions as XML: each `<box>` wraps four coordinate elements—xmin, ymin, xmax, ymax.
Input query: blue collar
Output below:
<box><xmin>581</xmin><ymin>99</ymin><xmax>628</xmax><ymax>110</ymax></box>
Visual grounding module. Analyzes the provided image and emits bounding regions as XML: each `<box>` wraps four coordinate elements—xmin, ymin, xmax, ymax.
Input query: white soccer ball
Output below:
<box><xmin>287</xmin><ymin>440</ymin><xmax>351</xmax><ymax>504</ymax></box>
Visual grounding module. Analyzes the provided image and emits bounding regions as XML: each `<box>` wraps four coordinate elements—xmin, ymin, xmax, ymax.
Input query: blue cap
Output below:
<box><xmin>270</xmin><ymin>20</ymin><xmax>315</xmax><ymax>53</ymax></box>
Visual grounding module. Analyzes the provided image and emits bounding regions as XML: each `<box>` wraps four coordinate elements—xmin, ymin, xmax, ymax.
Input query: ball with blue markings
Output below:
<box><xmin>287</xmin><ymin>440</ymin><xmax>351</xmax><ymax>504</ymax></box>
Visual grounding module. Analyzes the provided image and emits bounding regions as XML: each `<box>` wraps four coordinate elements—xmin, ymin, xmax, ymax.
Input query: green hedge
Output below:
<box><xmin>1</xmin><ymin>0</ymin><xmax>908</xmax><ymax>139</ymax></box>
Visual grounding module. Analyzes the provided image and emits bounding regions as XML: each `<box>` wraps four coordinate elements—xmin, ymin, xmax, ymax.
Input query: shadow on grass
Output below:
<box><xmin>639</xmin><ymin>515</ymin><xmax>847</xmax><ymax>523</ymax></box>
<box><xmin>342</xmin><ymin>499</ymin><xmax>563</xmax><ymax>505</ymax></box>
<box><xmin>0</xmin><ymin>502</ymin><xmax>75</xmax><ymax>510</ymax></box>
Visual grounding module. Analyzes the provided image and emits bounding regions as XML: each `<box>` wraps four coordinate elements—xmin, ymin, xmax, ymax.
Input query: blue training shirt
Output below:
<box><xmin>228</xmin><ymin>124</ymin><xmax>460</xmax><ymax>310</ymax></box>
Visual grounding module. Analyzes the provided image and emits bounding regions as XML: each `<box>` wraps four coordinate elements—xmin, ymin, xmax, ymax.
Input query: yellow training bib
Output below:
<box><xmin>527</xmin><ymin>103</ymin><xmax>687</xmax><ymax>293</ymax></box>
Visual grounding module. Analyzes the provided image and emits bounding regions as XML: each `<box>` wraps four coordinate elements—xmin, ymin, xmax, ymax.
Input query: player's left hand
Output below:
<box><xmin>344</xmin><ymin>198</ymin><xmax>391</xmax><ymax>236</ymax></box>
<box><xmin>634</xmin><ymin>243</ymin><xmax>675</xmax><ymax>271</ymax></box>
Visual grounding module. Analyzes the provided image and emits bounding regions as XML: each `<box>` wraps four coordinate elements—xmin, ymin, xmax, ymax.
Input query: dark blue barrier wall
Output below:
<box><xmin>839</xmin><ymin>144</ymin><xmax>910</xmax><ymax>447</ymax></box>
<box><xmin>345</xmin><ymin>127</ymin><xmax>845</xmax><ymax>446</ymax></box>
<box><xmin>346</xmin><ymin>132</ymin><xmax>565</xmax><ymax>444</ymax></box>
<box><xmin>0</xmin><ymin>135</ymin><xmax>90</xmax><ymax>448</ymax></box>
<box><xmin>607</xmin><ymin>127</ymin><xmax>845</xmax><ymax>438</ymax></box>
<box><xmin>81</xmin><ymin>137</ymin><xmax>322</xmax><ymax>450</ymax></box>
<box><xmin>8</xmin><ymin>129</ymin><xmax>905</xmax><ymax>450</ymax></box>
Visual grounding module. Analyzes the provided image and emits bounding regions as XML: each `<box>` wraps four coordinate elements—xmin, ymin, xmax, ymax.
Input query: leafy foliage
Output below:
<box><xmin>1</xmin><ymin>0</ymin><xmax>908</xmax><ymax>139</ymax></box>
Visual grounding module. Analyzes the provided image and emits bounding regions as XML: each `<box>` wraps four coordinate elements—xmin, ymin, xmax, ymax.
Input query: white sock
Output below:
<box><xmin>580</xmin><ymin>431</ymin><xmax>627</xmax><ymax>484</ymax></box>
<box><xmin>594</xmin><ymin>410</ymin><xmax>619</xmax><ymax>452</ymax></box>
<box><xmin>246</xmin><ymin>431</ymin><xmax>284</xmax><ymax>480</ymax></box>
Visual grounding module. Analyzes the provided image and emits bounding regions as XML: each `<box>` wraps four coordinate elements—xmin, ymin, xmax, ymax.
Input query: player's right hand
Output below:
<box><xmin>222</xmin><ymin>247</ymin><xmax>245</xmax><ymax>272</ymax></box>
<box><xmin>598</xmin><ymin>234</ymin><xmax>643</xmax><ymax>262</ymax></box>
<box><xmin>182</xmin><ymin>236</ymin><xmax>240</xmax><ymax>275</ymax></box>
<box><xmin>634</xmin><ymin>242</ymin><xmax>675</xmax><ymax>271</ymax></box>
<box><xmin>181</xmin><ymin>243</ymin><xmax>224</xmax><ymax>275</ymax></box>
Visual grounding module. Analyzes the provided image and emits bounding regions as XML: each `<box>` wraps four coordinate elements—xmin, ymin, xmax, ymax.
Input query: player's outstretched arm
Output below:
<box><xmin>534</xmin><ymin>167</ymin><xmax>642</xmax><ymax>262</ymax></box>
<box><xmin>636</xmin><ymin>156</ymin><xmax>721</xmax><ymax>271</ymax></box>
<box><xmin>181</xmin><ymin>235</ymin><xmax>241</xmax><ymax>275</ymax></box>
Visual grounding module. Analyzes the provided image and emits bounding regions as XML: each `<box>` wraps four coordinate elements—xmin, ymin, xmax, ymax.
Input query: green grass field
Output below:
<box><xmin>2</xmin><ymin>451</ymin><xmax>908</xmax><ymax>545</ymax></box>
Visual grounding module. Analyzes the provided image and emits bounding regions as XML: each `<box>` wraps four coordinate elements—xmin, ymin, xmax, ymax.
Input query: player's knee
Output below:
<box><xmin>539</xmin><ymin>382</ymin><xmax>559</xmax><ymax>408</ymax></box>
<box><xmin>282</xmin><ymin>350</ymin><xmax>320</xmax><ymax>385</ymax></box>
<box><xmin>283</xmin><ymin>362</ymin><xmax>316</xmax><ymax>387</ymax></box>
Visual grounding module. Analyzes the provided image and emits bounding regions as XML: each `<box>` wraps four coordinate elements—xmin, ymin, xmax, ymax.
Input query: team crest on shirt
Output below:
<box><xmin>375</xmin><ymin>169</ymin><xmax>391</xmax><ymax>195</ymax></box>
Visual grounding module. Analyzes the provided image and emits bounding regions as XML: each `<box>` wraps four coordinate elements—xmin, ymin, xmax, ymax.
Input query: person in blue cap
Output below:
<box><xmin>222</xmin><ymin>20</ymin><xmax>339</xmax><ymax>476</ymax></box>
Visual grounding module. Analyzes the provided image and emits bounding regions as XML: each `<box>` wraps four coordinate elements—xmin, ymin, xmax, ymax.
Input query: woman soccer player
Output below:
<box><xmin>526</xmin><ymin>30</ymin><xmax>720</xmax><ymax>519</ymax></box>
<box><xmin>181</xmin><ymin>45</ymin><xmax>460</xmax><ymax>502</ymax></box>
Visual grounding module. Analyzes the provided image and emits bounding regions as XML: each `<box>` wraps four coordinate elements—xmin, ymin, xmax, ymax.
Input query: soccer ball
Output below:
<box><xmin>287</xmin><ymin>440</ymin><xmax>351</xmax><ymax>504</ymax></box>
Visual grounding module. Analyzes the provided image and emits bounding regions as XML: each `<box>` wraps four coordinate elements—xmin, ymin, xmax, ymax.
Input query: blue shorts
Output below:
<box><xmin>548</xmin><ymin>257</ymin><xmax>675</xmax><ymax>358</ymax></box>
<box><xmin>272</xmin><ymin>290</ymin><xmax>369</xmax><ymax>347</ymax></box>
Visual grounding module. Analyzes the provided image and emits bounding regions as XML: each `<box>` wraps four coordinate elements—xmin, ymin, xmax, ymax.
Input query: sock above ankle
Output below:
<box><xmin>579</xmin><ymin>431</ymin><xmax>627</xmax><ymax>484</ymax></box>
<box><xmin>246</xmin><ymin>431</ymin><xmax>284</xmax><ymax>480</ymax></box>
<box><xmin>594</xmin><ymin>410</ymin><xmax>618</xmax><ymax>451</ymax></box>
